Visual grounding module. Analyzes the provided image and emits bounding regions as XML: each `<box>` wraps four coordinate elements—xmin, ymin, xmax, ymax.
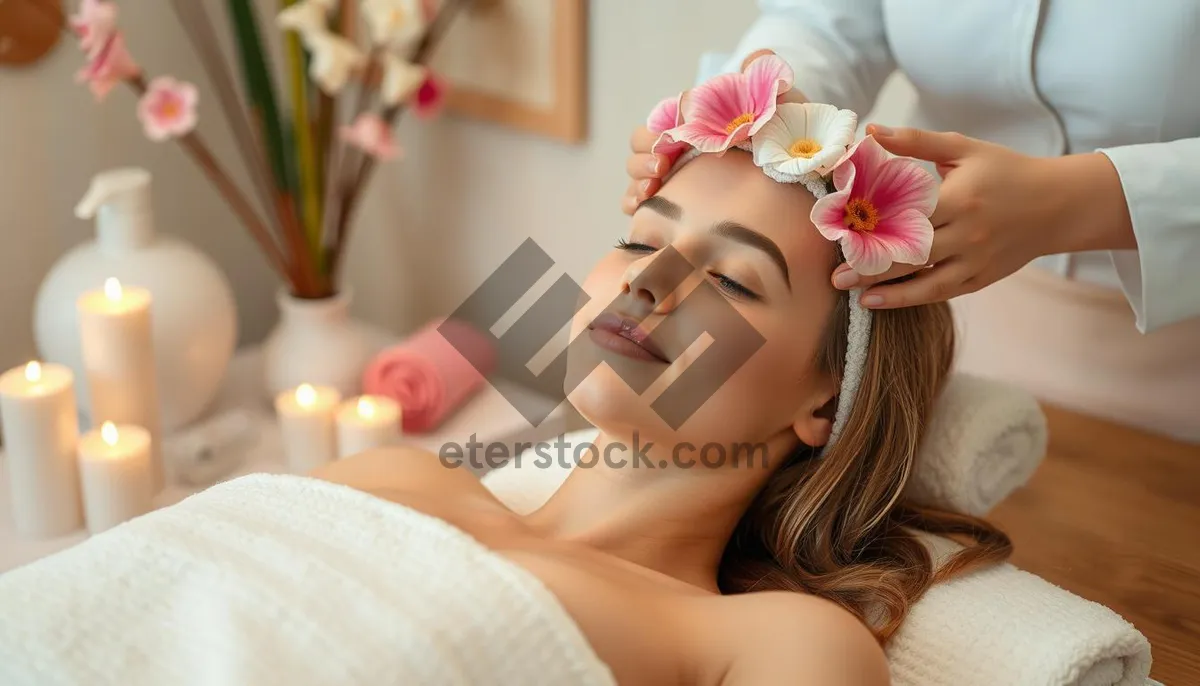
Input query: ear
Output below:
<box><xmin>792</xmin><ymin>378</ymin><xmax>838</xmax><ymax>449</ymax></box>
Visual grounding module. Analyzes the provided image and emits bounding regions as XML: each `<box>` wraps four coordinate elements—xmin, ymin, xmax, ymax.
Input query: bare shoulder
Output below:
<box><xmin>309</xmin><ymin>444</ymin><xmax>484</xmax><ymax>497</ymax></box>
<box><xmin>716</xmin><ymin>591</ymin><xmax>890</xmax><ymax>686</ymax></box>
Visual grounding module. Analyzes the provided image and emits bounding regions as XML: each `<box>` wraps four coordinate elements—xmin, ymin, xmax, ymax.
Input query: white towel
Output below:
<box><xmin>887</xmin><ymin>538</ymin><xmax>1152</xmax><ymax>686</ymax></box>
<box><xmin>905</xmin><ymin>373</ymin><xmax>1048</xmax><ymax>516</ymax></box>
<box><xmin>0</xmin><ymin>474</ymin><xmax>616</xmax><ymax>686</ymax></box>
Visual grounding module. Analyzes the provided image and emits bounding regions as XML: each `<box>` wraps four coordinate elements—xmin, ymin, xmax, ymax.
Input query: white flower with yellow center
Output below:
<box><xmin>362</xmin><ymin>0</ymin><xmax>427</xmax><ymax>52</ymax></box>
<box><xmin>751</xmin><ymin>102</ymin><xmax>858</xmax><ymax>181</ymax></box>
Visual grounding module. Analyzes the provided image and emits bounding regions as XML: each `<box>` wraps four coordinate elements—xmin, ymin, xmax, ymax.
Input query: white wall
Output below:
<box><xmin>0</xmin><ymin>0</ymin><xmax>916</xmax><ymax>375</ymax></box>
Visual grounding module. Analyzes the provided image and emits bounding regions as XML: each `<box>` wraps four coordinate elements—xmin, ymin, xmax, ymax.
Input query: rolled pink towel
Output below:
<box><xmin>362</xmin><ymin>318</ymin><xmax>498</xmax><ymax>433</ymax></box>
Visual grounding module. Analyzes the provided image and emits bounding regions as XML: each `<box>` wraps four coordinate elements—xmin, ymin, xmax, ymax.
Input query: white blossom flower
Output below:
<box><xmin>380</xmin><ymin>52</ymin><xmax>427</xmax><ymax>106</ymax></box>
<box><xmin>306</xmin><ymin>31</ymin><xmax>368</xmax><ymax>95</ymax></box>
<box><xmin>362</xmin><ymin>0</ymin><xmax>427</xmax><ymax>52</ymax></box>
<box><xmin>752</xmin><ymin>102</ymin><xmax>858</xmax><ymax>179</ymax></box>
<box><xmin>277</xmin><ymin>0</ymin><xmax>332</xmax><ymax>40</ymax></box>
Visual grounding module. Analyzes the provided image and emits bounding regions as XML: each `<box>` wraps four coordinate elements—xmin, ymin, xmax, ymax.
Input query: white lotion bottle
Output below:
<box><xmin>33</xmin><ymin>168</ymin><xmax>238</xmax><ymax>432</ymax></box>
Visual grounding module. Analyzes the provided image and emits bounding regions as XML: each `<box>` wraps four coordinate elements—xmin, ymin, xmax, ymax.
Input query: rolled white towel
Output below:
<box><xmin>888</xmin><ymin>538</ymin><xmax>1152</xmax><ymax>686</ymax></box>
<box><xmin>903</xmin><ymin>373</ymin><xmax>1048</xmax><ymax>516</ymax></box>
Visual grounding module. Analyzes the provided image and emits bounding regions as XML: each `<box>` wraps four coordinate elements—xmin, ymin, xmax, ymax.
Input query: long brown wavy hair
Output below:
<box><xmin>718</xmin><ymin>289</ymin><xmax>1012</xmax><ymax>643</ymax></box>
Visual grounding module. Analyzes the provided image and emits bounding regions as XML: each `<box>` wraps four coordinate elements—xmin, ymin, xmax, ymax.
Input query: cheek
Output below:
<box><xmin>570</xmin><ymin>252</ymin><xmax>627</xmax><ymax>337</ymax></box>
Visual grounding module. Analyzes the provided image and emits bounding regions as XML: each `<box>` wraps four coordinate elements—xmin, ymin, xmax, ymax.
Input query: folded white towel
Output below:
<box><xmin>905</xmin><ymin>373</ymin><xmax>1049</xmax><ymax>517</ymax></box>
<box><xmin>0</xmin><ymin>474</ymin><xmax>616</xmax><ymax>686</ymax></box>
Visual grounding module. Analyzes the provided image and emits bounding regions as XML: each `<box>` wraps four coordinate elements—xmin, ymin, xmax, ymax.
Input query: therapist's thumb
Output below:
<box><xmin>867</xmin><ymin>125</ymin><xmax>973</xmax><ymax>164</ymax></box>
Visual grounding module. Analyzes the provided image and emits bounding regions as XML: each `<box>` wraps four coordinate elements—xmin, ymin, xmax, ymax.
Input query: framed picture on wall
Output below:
<box><xmin>427</xmin><ymin>0</ymin><xmax>588</xmax><ymax>143</ymax></box>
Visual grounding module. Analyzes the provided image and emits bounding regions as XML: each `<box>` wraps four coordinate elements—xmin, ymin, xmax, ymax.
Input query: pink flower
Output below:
<box><xmin>666</xmin><ymin>54</ymin><xmax>794</xmax><ymax>154</ymax></box>
<box><xmin>75</xmin><ymin>32</ymin><xmax>140</xmax><ymax>102</ymax></box>
<box><xmin>810</xmin><ymin>136</ymin><xmax>937</xmax><ymax>276</ymax></box>
<box><xmin>137</xmin><ymin>77</ymin><xmax>199</xmax><ymax>141</ymax></box>
<box><xmin>340</xmin><ymin>113</ymin><xmax>401</xmax><ymax>160</ymax></box>
<box><xmin>647</xmin><ymin>93</ymin><xmax>690</xmax><ymax>160</ymax></box>
<box><xmin>71</xmin><ymin>0</ymin><xmax>118</xmax><ymax>56</ymax></box>
<box><xmin>413</xmin><ymin>71</ymin><xmax>446</xmax><ymax>119</ymax></box>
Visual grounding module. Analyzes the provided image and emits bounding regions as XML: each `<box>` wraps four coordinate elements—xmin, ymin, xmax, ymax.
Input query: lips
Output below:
<box><xmin>587</xmin><ymin>312</ymin><xmax>670</xmax><ymax>363</ymax></box>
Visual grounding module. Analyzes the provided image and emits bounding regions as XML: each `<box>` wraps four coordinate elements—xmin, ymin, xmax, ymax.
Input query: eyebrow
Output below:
<box><xmin>636</xmin><ymin>196</ymin><xmax>791</xmax><ymax>288</ymax></box>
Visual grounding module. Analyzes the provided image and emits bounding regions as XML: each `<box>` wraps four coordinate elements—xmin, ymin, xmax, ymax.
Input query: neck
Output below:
<box><xmin>522</xmin><ymin>429</ymin><xmax>792</xmax><ymax>593</ymax></box>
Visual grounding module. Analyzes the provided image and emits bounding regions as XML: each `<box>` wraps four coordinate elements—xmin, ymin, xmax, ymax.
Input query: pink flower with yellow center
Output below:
<box><xmin>340</xmin><ymin>113</ymin><xmax>401</xmax><ymax>160</ymax></box>
<box><xmin>664</xmin><ymin>54</ymin><xmax>794</xmax><ymax>154</ymax></box>
<box><xmin>810</xmin><ymin>136</ymin><xmax>937</xmax><ymax>276</ymax></box>
<box><xmin>75</xmin><ymin>31</ymin><xmax>141</xmax><ymax>102</ymax></box>
<box><xmin>137</xmin><ymin>77</ymin><xmax>199</xmax><ymax>141</ymax></box>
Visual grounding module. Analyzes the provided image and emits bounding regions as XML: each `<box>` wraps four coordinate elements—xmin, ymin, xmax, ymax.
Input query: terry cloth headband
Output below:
<box><xmin>646</xmin><ymin>55</ymin><xmax>939</xmax><ymax>455</ymax></box>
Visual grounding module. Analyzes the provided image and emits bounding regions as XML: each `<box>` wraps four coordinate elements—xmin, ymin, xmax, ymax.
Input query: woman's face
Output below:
<box><xmin>566</xmin><ymin>150</ymin><xmax>841</xmax><ymax>454</ymax></box>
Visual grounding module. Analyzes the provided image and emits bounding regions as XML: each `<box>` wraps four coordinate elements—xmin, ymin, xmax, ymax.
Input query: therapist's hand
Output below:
<box><xmin>833</xmin><ymin>124</ymin><xmax>1137</xmax><ymax>308</ymax></box>
<box><xmin>622</xmin><ymin>49</ymin><xmax>781</xmax><ymax>214</ymax></box>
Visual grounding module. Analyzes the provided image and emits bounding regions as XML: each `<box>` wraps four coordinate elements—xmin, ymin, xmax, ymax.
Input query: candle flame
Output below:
<box><xmin>357</xmin><ymin>397</ymin><xmax>377</xmax><ymax>419</ymax></box>
<box><xmin>24</xmin><ymin>361</ymin><xmax>41</xmax><ymax>383</ymax></box>
<box><xmin>104</xmin><ymin>277</ymin><xmax>123</xmax><ymax>302</ymax></box>
<box><xmin>101</xmin><ymin>421</ymin><xmax>119</xmax><ymax>446</ymax></box>
<box><xmin>295</xmin><ymin>384</ymin><xmax>317</xmax><ymax>407</ymax></box>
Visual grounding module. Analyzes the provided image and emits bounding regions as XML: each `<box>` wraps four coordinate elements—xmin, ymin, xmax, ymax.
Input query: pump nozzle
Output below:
<box><xmin>76</xmin><ymin>168</ymin><xmax>152</xmax><ymax>219</ymax></box>
<box><xmin>75</xmin><ymin>168</ymin><xmax>156</xmax><ymax>253</ymax></box>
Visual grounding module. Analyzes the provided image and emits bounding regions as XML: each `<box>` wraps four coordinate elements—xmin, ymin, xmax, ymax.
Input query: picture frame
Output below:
<box><xmin>429</xmin><ymin>0</ymin><xmax>588</xmax><ymax>143</ymax></box>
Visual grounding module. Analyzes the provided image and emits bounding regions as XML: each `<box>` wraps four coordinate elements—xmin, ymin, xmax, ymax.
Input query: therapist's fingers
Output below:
<box><xmin>622</xmin><ymin>179</ymin><xmax>655</xmax><ymax>215</ymax></box>
<box><xmin>857</xmin><ymin>259</ymin><xmax>975</xmax><ymax>309</ymax></box>
<box><xmin>627</xmin><ymin>152</ymin><xmax>669</xmax><ymax>181</ymax></box>
<box><xmin>630</xmin><ymin>126</ymin><xmax>660</xmax><ymax>156</ymax></box>
<box><xmin>868</xmin><ymin>124</ymin><xmax>976</xmax><ymax>165</ymax></box>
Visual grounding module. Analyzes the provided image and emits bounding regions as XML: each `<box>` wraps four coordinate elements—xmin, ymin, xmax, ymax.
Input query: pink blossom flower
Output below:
<box><xmin>413</xmin><ymin>71</ymin><xmax>446</xmax><ymax>119</ymax></box>
<box><xmin>647</xmin><ymin>93</ymin><xmax>690</xmax><ymax>160</ymax></box>
<box><xmin>666</xmin><ymin>54</ymin><xmax>794</xmax><ymax>154</ymax></box>
<box><xmin>71</xmin><ymin>0</ymin><xmax>118</xmax><ymax>56</ymax></box>
<box><xmin>137</xmin><ymin>77</ymin><xmax>199</xmax><ymax>141</ymax></box>
<box><xmin>810</xmin><ymin>136</ymin><xmax>937</xmax><ymax>276</ymax></box>
<box><xmin>340</xmin><ymin>113</ymin><xmax>401</xmax><ymax>160</ymax></box>
<box><xmin>75</xmin><ymin>32</ymin><xmax>140</xmax><ymax>102</ymax></box>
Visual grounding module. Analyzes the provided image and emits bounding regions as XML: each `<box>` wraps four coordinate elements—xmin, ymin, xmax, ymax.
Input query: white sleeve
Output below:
<box><xmin>1097</xmin><ymin>138</ymin><xmax>1200</xmax><ymax>333</ymax></box>
<box><xmin>695</xmin><ymin>0</ymin><xmax>895</xmax><ymax>115</ymax></box>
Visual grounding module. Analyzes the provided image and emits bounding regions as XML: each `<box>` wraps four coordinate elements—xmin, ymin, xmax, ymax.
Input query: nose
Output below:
<box><xmin>618</xmin><ymin>248</ymin><xmax>695</xmax><ymax>316</ymax></box>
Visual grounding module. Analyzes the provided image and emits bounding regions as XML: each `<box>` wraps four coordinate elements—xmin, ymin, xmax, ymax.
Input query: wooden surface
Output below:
<box><xmin>989</xmin><ymin>404</ymin><xmax>1200</xmax><ymax>685</ymax></box>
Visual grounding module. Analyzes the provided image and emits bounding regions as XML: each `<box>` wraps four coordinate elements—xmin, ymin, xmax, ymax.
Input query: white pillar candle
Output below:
<box><xmin>77</xmin><ymin>421</ymin><xmax>154</xmax><ymax>534</ymax></box>
<box><xmin>336</xmin><ymin>395</ymin><xmax>402</xmax><ymax>459</ymax></box>
<box><xmin>77</xmin><ymin>277</ymin><xmax>164</xmax><ymax>493</ymax></box>
<box><xmin>275</xmin><ymin>383</ymin><xmax>341</xmax><ymax>473</ymax></box>
<box><xmin>0</xmin><ymin>361</ymin><xmax>84</xmax><ymax>538</ymax></box>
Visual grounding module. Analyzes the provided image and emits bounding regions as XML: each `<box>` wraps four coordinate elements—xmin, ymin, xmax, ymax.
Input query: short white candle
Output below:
<box><xmin>0</xmin><ymin>361</ymin><xmax>84</xmax><ymax>538</ymax></box>
<box><xmin>77</xmin><ymin>277</ymin><xmax>164</xmax><ymax>492</ymax></box>
<box><xmin>336</xmin><ymin>395</ymin><xmax>402</xmax><ymax>459</ymax></box>
<box><xmin>77</xmin><ymin>421</ymin><xmax>153</xmax><ymax>534</ymax></box>
<box><xmin>275</xmin><ymin>383</ymin><xmax>341</xmax><ymax>473</ymax></box>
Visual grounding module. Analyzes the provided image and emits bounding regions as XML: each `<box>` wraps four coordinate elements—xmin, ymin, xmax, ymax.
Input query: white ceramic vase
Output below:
<box><xmin>262</xmin><ymin>289</ymin><xmax>378</xmax><ymax>400</ymax></box>
<box><xmin>34</xmin><ymin>168</ymin><xmax>237</xmax><ymax>432</ymax></box>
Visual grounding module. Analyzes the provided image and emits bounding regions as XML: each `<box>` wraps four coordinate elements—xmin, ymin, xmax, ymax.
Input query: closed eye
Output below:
<box><xmin>615</xmin><ymin>238</ymin><xmax>658</xmax><ymax>253</ymax></box>
<box><xmin>710</xmin><ymin>272</ymin><xmax>761</xmax><ymax>301</ymax></box>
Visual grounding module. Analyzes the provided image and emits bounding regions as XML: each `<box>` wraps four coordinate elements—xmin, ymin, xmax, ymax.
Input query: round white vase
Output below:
<box><xmin>34</xmin><ymin>169</ymin><xmax>237</xmax><ymax>432</ymax></box>
<box><xmin>262</xmin><ymin>289</ymin><xmax>377</xmax><ymax>400</ymax></box>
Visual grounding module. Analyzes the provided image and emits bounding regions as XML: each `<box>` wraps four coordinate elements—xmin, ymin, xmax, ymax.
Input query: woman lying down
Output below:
<box><xmin>0</xmin><ymin>56</ymin><xmax>1010</xmax><ymax>686</ymax></box>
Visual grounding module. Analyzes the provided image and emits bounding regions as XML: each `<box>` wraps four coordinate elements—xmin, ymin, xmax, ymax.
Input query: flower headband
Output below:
<box><xmin>646</xmin><ymin>55</ymin><xmax>938</xmax><ymax>454</ymax></box>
